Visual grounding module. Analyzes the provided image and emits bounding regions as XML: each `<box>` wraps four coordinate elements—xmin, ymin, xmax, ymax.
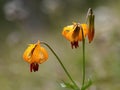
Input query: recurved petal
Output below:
<box><xmin>32</xmin><ymin>43</ymin><xmax>48</xmax><ymax>64</ymax></box>
<box><xmin>32</xmin><ymin>43</ymin><xmax>41</xmax><ymax>63</ymax></box>
<box><xmin>78</xmin><ymin>24</ymin><xmax>89</xmax><ymax>41</ymax></box>
<box><xmin>23</xmin><ymin>44</ymin><xmax>36</xmax><ymax>63</ymax></box>
<box><xmin>39</xmin><ymin>47</ymin><xmax>48</xmax><ymax>64</ymax></box>
<box><xmin>62</xmin><ymin>25</ymin><xmax>74</xmax><ymax>36</ymax></box>
<box><xmin>62</xmin><ymin>25</ymin><xmax>75</xmax><ymax>42</ymax></box>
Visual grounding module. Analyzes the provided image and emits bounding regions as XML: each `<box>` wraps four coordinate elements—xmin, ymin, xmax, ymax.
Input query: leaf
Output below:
<box><xmin>60</xmin><ymin>81</ymin><xmax>78</xmax><ymax>90</ymax></box>
<box><xmin>81</xmin><ymin>79</ymin><xmax>93</xmax><ymax>90</ymax></box>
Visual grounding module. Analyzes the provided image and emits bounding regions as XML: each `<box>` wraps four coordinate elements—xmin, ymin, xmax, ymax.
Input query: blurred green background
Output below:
<box><xmin>0</xmin><ymin>0</ymin><xmax>120</xmax><ymax>90</ymax></box>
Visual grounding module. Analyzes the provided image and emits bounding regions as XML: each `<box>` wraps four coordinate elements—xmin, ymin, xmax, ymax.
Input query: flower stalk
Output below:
<box><xmin>81</xmin><ymin>26</ymin><xmax>86</xmax><ymax>88</ymax></box>
<box><xmin>41</xmin><ymin>42</ymin><xmax>80</xmax><ymax>90</ymax></box>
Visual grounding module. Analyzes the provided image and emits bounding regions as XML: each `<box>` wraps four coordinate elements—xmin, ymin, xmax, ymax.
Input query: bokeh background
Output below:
<box><xmin>0</xmin><ymin>0</ymin><xmax>120</xmax><ymax>90</ymax></box>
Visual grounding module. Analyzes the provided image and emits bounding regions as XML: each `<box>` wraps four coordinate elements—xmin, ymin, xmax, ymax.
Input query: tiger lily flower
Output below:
<box><xmin>23</xmin><ymin>40</ymin><xmax>48</xmax><ymax>72</ymax></box>
<box><xmin>62</xmin><ymin>22</ymin><xmax>88</xmax><ymax>48</ymax></box>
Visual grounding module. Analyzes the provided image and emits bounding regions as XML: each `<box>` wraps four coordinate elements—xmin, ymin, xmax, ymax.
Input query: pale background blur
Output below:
<box><xmin>0</xmin><ymin>0</ymin><xmax>120</xmax><ymax>90</ymax></box>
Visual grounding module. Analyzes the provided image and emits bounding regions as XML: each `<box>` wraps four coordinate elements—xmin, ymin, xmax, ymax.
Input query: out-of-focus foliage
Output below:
<box><xmin>0</xmin><ymin>0</ymin><xmax>120</xmax><ymax>90</ymax></box>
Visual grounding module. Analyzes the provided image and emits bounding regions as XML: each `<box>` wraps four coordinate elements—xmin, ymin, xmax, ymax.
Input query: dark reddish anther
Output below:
<box><xmin>33</xmin><ymin>63</ymin><xmax>39</xmax><ymax>72</ymax></box>
<box><xmin>35</xmin><ymin>63</ymin><xmax>39</xmax><ymax>71</ymax></box>
<box><xmin>30</xmin><ymin>63</ymin><xmax>39</xmax><ymax>72</ymax></box>
<box><xmin>30</xmin><ymin>63</ymin><xmax>34</xmax><ymax>72</ymax></box>
<box><xmin>71</xmin><ymin>41</ymin><xmax>79</xmax><ymax>49</ymax></box>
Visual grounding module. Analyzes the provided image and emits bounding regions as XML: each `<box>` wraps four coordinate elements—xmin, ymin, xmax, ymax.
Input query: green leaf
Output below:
<box><xmin>81</xmin><ymin>79</ymin><xmax>93</xmax><ymax>90</ymax></box>
<box><xmin>60</xmin><ymin>81</ymin><xmax>78</xmax><ymax>90</ymax></box>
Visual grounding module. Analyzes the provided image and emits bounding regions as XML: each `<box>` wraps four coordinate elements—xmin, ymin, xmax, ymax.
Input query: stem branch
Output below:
<box><xmin>41</xmin><ymin>42</ymin><xmax>80</xmax><ymax>90</ymax></box>
<box><xmin>81</xmin><ymin>27</ymin><xmax>86</xmax><ymax>87</ymax></box>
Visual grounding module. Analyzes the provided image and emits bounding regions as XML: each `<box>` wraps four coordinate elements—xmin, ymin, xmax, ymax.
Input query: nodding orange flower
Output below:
<box><xmin>23</xmin><ymin>40</ymin><xmax>48</xmax><ymax>72</ymax></box>
<box><xmin>62</xmin><ymin>22</ymin><xmax>88</xmax><ymax>49</ymax></box>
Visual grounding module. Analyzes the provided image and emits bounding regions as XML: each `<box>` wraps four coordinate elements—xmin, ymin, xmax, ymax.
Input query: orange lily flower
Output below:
<box><xmin>62</xmin><ymin>22</ymin><xmax>88</xmax><ymax>48</ymax></box>
<box><xmin>23</xmin><ymin>40</ymin><xmax>48</xmax><ymax>72</ymax></box>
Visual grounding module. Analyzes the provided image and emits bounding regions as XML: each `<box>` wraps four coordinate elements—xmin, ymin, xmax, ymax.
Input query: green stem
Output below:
<box><xmin>81</xmin><ymin>27</ymin><xmax>86</xmax><ymax>87</ymax></box>
<box><xmin>41</xmin><ymin>42</ymin><xmax>80</xmax><ymax>90</ymax></box>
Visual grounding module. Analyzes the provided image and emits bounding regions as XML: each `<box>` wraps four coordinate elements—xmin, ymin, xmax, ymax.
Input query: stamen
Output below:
<box><xmin>71</xmin><ymin>41</ymin><xmax>79</xmax><ymax>49</ymax></box>
<box><xmin>30</xmin><ymin>63</ymin><xmax>34</xmax><ymax>72</ymax></box>
<box><xmin>30</xmin><ymin>63</ymin><xmax>39</xmax><ymax>72</ymax></box>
